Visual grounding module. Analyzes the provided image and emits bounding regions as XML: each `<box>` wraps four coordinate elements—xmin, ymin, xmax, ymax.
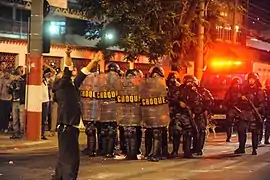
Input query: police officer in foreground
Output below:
<box><xmin>166</xmin><ymin>72</ymin><xmax>181</xmax><ymax>144</ymax></box>
<box><xmin>234</xmin><ymin>72</ymin><xmax>265</xmax><ymax>155</ymax></box>
<box><xmin>52</xmin><ymin>47</ymin><xmax>102</xmax><ymax>180</ymax></box>
<box><xmin>117</xmin><ymin>69</ymin><xmax>143</xmax><ymax>160</ymax></box>
<box><xmin>264</xmin><ymin>79</ymin><xmax>270</xmax><ymax>144</ymax></box>
<box><xmin>174</xmin><ymin>75</ymin><xmax>203</xmax><ymax>158</ymax></box>
<box><xmin>192</xmin><ymin>78</ymin><xmax>214</xmax><ymax>156</ymax></box>
<box><xmin>224</xmin><ymin>77</ymin><xmax>242</xmax><ymax>142</ymax></box>
<box><xmin>166</xmin><ymin>72</ymin><xmax>182</xmax><ymax>157</ymax></box>
<box><xmin>141</xmin><ymin>66</ymin><xmax>170</xmax><ymax>161</ymax></box>
<box><xmin>99</xmin><ymin>62</ymin><xmax>121</xmax><ymax>158</ymax></box>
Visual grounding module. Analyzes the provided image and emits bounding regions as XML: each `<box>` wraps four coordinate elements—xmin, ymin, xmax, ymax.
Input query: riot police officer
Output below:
<box><xmin>174</xmin><ymin>75</ymin><xmax>203</xmax><ymax>158</ymax></box>
<box><xmin>192</xmin><ymin>78</ymin><xmax>214</xmax><ymax>156</ymax></box>
<box><xmin>141</xmin><ymin>66</ymin><xmax>170</xmax><ymax>161</ymax></box>
<box><xmin>166</xmin><ymin>72</ymin><xmax>182</xmax><ymax>157</ymax></box>
<box><xmin>99</xmin><ymin>62</ymin><xmax>121</xmax><ymax>158</ymax></box>
<box><xmin>234</xmin><ymin>72</ymin><xmax>265</xmax><ymax>155</ymax></box>
<box><xmin>80</xmin><ymin>69</ymin><xmax>101</xmax><ymax>157</ymax></box>
<box><xmin>224</xmin><ymin>77</ymin><xmax>243</xmax><ymax>142</ymax></box>
<box><xmin>264</xmin><ymin>79</ymin><xmax>270</xmax><ymax>144</ymax></box>
<box><xmin>117</xmin><ymin>69</ymin><xmax>143</xmax><ymax>160</ymax></box>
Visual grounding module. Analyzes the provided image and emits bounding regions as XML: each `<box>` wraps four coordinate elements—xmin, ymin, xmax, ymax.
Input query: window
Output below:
<box><xmin>49</xmin><ymin>21</ymin><xmax>66</xmax><ymax>36</ymax></box>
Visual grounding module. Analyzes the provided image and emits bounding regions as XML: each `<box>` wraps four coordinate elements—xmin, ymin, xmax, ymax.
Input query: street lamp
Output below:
<box><xmin>105</xmin><ymin>33</ymin><xmax>114</xmax><ymax>40</ymax></box>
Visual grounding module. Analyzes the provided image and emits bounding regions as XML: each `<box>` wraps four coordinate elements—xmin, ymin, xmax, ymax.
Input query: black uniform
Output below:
<box><xmin>234</xmin><ymin>73</ymin><xmax>265</xmax><ymax>155</ymax></box>
<box><xmin>264</xmin><ymin>79</ymin><xmax>270</xmax><ymax>144</ymax></box>
<box><xmin>192</xmin><ymin>86</ymin><xmax>214</xmax><ymax>155</ymax></box>
<box><xmin>224</xmin><ymin>77</ymin><xmax>242</xmax><ymax>142</ymax></box>
<box><xmin>144</xmin><ymin>66</ymin><xmax>169</xmax><ymax>162</ymax></box>
<box><xmin>167</xmin><ymin>75</ymin><xmax>182</xmax><ymax>157</ymax></box>
<box><xmin>173</xmin><ymin>75</ymin><xmax>203</xmax><ymax>158</ymax></box>
<box><xmin>52</xmin><ymin>67</ymin><xmax>88</xmax><ymax>180</ymax></box>
<box><xmin>166</xmin><ymin>72</ymin><xmax>181</xmax><ymax>143</ymax></box>
<box><xmin>100</xmin><ymin>62</ymin><xmax>121</xmax><ymax>158</ymax></box>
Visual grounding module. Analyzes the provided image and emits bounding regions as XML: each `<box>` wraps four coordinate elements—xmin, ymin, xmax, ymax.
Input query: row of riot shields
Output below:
<box><xmin>80</xmin><ymin>71</ymin><xmax>170</xmax><ymax>128</ymax></box>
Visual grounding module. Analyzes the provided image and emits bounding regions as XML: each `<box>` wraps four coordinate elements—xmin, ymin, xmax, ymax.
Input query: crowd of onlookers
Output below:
<box><xmin>0</xmin><ymin>61</ymin><xmax>58</xmax><ymax>140</ymax></box>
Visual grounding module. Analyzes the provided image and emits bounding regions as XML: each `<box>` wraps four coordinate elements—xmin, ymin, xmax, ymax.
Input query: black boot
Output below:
<box><xmin>168</xmin><ymin>120</ymin><xmax>173</xmax><ymax>143</ymax></box>
<box><xmin>226</xmin><ymin>126</ymin><xmax>233</xmax><ymax>142</ymax></box>
<box><xmin>251</xmin><ymin>132</ymin><xmax>258</xmax><ymax>155</ymax></box>
<box><xmin>183</xmin><ymin>132</ymin><xmax>193</xmax><ymax>158</ymax></box>
<box><xmin>85</xmin><ymin>123</ymin><xmax>97</xmax><ymax>157</ymax></box>
<box><xmin>191</xmin><ymin>131</ymin><xmax>198</xmax><ymax>154</ymax></box>
<box><xmin>105</xmin><ymin>126</ymin><xmax>116</xmax><ymax>158</ymax></box>
<box><xmin>161</xmin><ymin>127</ymin><xmax>169</xmax><ymax>159</ymax></box>
<box><xmin>234</xmin><ymin>129</ymin><xmax>246</xmax><ymax>154</ymax></box>
<box><xmin>171</xmin><ymin>129</ymin><xmax>181</xmax><ymax>158</ymax></box>
<box><xmin>125</xmin><ymin>127</ymin><xmax>138</xmax><ymax>160</ymax></box>
<box><xmin>265</xmin><ymin>126</ymin><xmax>270</xmax><ymax>144</ymax></box>
<box><xmin>144</xmin><ymin>128</ymin><xmax>153</xmax><ymax>158</ymax></box>
<box><xmin>149</xmin><ymin>128</ymin><xmax>162</xmax><ymax>162</ymax></box>
<box><xmin>119</xmin><ymin>126</ymin><xmax>127</xmax><ymax>155</ymax></box>
<box><xmin>96</xmin><ymin>122</ymin><xmax>104</xmax><ymax>156</ymax></box>
<box><xmin>136</xmin><ymin>126</ymin><xmax>142</xmax><ymax>154</ymax></box>
<box><xmin>101</xmin><ymin>128</ymin><xmax>109</xmax><ymax>157</ymax></box>
<box><xmin>197</xmin><ymin>130</ymin><xmax>206</xmax><ymax>156</ymax></box>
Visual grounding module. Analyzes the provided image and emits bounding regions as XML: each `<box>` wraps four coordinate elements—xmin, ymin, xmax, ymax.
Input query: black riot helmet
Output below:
<box><xmin>118</xmin><ymin>69</ymin><xmax>124</xmax><ymax>77</ymax></box>
<box><xmin>149</xmin><ymin>66</ymin><xmax>165</xmax><ymax>78</ymax></box>
<box><xmin>246</xmin><ymin>72</ymin><xmax>259</xmax><ymax>81</ymax></box>
<box><xmin>134</xmin><ymin>69</ymin><xmax>144</xmax><ymax>78</ymax></box>
<box><xmin>167</xmin><ymin>72</ymin><xmax>178</xmax><ymax>81</ymax></box>
<box><xmin>125</xmin><ymin>69</ymin><xmax>136</xmax><ymax>77</ymax></box>
<box><xmin>105</xmin><ymin>62</ymin><xmax>120</xmax><ymax>74</ymax></box>
<box><xmin>166</xmin><ymin>72</ymin><xmax>179</xmax><ymax>87</ymax></box>
<box><xmin>125</xmin><ymin>69</ymin><xmax>144</xmax><ymax>78</ymax></box>
<box><xmin>183</xmin><ymin>74</ymin><xmax>198</xmax><ymax>87</ymax></box>
<box><xmin>231</xmin><ymin>76</ymin><xmax>242</xmax><ymax>85</ymax></box>
<box><xmin>246</xmin><ymin>72</ymin><xmax>260</xmax><ymax>87</ymax></box>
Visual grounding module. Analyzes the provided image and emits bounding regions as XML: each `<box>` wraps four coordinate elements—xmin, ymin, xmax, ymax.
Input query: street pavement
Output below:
<box><xmin>1</xmin><ymin>133</ymin><xmax>270</xmax><ymax>180</ymax></box>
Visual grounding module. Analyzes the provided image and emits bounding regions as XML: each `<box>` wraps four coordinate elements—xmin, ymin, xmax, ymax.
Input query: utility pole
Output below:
<box><xmin>129</xmin><ymin>61</ymin><xmax>134</xmax><ymax>69</ymax></box>
<box><xmin>232</xmin><ymin>0</ymin><xmax>238</xmax><ymax>44</ymax></box>
<box><xmin>25</xmin><ymin>0</ymin><xmax>44</xmax><ymax>140</ymax></box>
<box><xmin>194</xmin><ymin>0</ymin><xmax>204</xmax><ymax>80</ymax></box>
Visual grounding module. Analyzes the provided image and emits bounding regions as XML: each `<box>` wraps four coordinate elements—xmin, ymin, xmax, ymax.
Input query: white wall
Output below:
<box><xmin>0</xmin><ymin>40</ymin><xmax>151</xmax><ymax>67</ymax></box>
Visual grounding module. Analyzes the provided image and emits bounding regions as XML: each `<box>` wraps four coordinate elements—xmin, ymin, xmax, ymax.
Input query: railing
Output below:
<box><xmin>0</xmin><ymin>17</ymin><xmax>28</xmax><ymax>36</ymax></box>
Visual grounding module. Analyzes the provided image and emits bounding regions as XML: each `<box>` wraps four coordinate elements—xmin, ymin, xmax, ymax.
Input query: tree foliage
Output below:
<box><xmin>78</xmin><ymin>0</ymin><xmax>243</xmax><ymax>66</ymax></box>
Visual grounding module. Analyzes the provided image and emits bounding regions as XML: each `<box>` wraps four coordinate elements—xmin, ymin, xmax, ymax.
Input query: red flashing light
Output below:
<box><xmin>211</xmin><ymin>60</ymin><xmax>242</xmax><ymax>67</ymax></box>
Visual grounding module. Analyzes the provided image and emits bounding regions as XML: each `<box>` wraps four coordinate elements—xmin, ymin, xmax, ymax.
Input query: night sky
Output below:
<box><xmin>248</xmin><ymin>0</ymin><xmax>270</xmax><ymax>31</ymax></box>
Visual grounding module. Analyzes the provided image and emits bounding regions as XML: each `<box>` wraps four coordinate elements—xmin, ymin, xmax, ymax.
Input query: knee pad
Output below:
<box><xmin>183</xmin><ymin>130</ymin><xmax>192</xmax><ymax>137</ymax></box>
<box><xmin>153</xmin><ymin>129</ymin><xmax>162</xmax><ymax>139</ymax></box>
<box><xmin>124</xmin><ymin>127</ymin><xmax>136</xmax><ymax>137</ymax></box>
<box><xmin>199</xmin><ymin>129</ymin><xmax>206</xmax><ymax>134</ymax></box>
<box><xmin>85</xmin><ymin>123</ymin><xmax>96</xmax><ymax>136</ymax></box>
<box><xmin>108</xmin><ymin>127</ymin><xmax>116</xmax><ymax>137</ymax></box>
<box><xmin>174</xmin><ymin>129</ymin><xmax>181</xmax><ymax>137</ymax></box>
<box><xmin>101</xmin><ymin>128</ymin><xmax>107</xmax><ymax>137</ymax></box>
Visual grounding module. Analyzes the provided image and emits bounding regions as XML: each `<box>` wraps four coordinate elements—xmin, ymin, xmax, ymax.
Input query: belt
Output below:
<box><xmin>57</xmin><ymin>124</ymin><xmax>79</xmax><ymax>132</ymax></box>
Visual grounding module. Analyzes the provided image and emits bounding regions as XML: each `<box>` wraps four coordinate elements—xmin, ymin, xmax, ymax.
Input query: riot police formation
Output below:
<box><xmin>234</xmin><ymin>73</ymin><xmax>265</xmax><ymax>155</ymax></box>
<box><xmin>264</xmin><ymin>79</ymin><xmax>270</xmax><ymax>144</ymax></box>
<box><xmin>117</xmin><ymin>69</ymin><xmax>143</xmax><ymax>160</ymax></box>
<box><xmin>79</xmin><ymin>68</ymin><xmax>270</xmax><ymax>162</ymax></box>
<box><xmin>224</xmin><ymin>77</ymin><xmax>243</xmax><ymax>143</ymax></box>
<box><xmin>140</xmin><ymin>66</ymin><xmax>170</xmax><ymax>161</ymax></box>
<box><xmin>192</xmin><ymin>78</ymin><xmax>214</xmax><ymax>155</ymax></box>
